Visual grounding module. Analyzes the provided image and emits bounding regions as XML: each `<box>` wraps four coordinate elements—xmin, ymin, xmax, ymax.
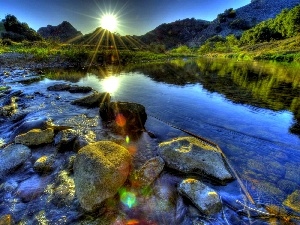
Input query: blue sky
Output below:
<box><xmin>1</xmin><ymin>0</ymin><xmax>251</xmax><ymax>35</ymax></box>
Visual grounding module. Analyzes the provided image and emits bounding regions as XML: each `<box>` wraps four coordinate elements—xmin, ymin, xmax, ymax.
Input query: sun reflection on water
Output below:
<box><xmin>102</xmin><ymin>76</ymin><xmax>120</xmax><ymax>93</ymax></box>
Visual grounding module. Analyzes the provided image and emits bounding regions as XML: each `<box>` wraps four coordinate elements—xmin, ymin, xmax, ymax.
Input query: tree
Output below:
<box><xmin>1</xmin><ymin>14</ymin><xmax>42</xmax><ymax>41</ymax></box>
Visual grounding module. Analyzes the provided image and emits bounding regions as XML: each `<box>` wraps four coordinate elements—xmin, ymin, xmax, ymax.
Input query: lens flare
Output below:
<box><xmin>119</xmin><ymin>188</ymin><xmax>137</xmax><ymax>208</ymax></box>
<box><xmin>115</xmin><ymin>113</ymin><xmax>126</xmax><ymax>127</ymax></box>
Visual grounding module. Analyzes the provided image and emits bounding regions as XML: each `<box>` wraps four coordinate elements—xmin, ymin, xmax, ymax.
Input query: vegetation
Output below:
<box><xmin>198</xmin><ymin>4</ymin><xmax>300</xmax><ymax>63</ymax></box>
<box><xmin>1</xmin><ymin>5</ymin><xmax>300</xmax><ymax>64</ymax></box>
<box><xmin>1</xmin><ymin>14</ymin><xmax>42</xmax><ymax>41</ymax></box>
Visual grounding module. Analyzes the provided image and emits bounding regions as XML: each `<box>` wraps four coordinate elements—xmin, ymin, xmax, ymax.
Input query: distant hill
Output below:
<box><xmin>70</xmin><ymin>27</ymin><xmax>146</xmax><ymax>50</ymax></box>
<box><xmin>38</xmin><ymin>21</ymin><xmax>82</xmax><ymax>42</ymax></box>
<box><xmin>138</xmin><ymin>18</ymin><xmax>210</xmax><ymax>49</ymax></box>
<box><xmin>188</xmin><ymin>0</ymin><xmax>300</xmax><ymax>46</ymax></box>
<box><xmin>132</xmin><ymin>0</ymin><xmax>300</xmax><ymax>48</ymax></box>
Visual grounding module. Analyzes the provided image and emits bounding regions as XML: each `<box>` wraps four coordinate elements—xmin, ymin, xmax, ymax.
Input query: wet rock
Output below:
<box><xmin>47</xmin><ymin>84</ymin><xmax>71</xmax><ymax>91</ymax></box>
<box><xmin>54</xmin><ymin>129</ymin><xmax>78</xmax><ymax>152</ymax></box>
<box><xmin>10</xmin><ymin>116</ymin><xmax>50</xmax><ymax>141</ymax></box>
<box><xmin>158</xmin><ymin>137</ymin><xmax>233</xmax><ymax>183</ymax></box>
<box><xmin>0</xmin><ymin>98</ymin><xmax>18</xmax><ymax>117</ymax></box>
<box><xmin>50</xmin><ymin>170</ymin><xmax>76</xmax><ymax>207</ymax></box>
<box><xmin>283</xmin><ymin>190</ymin><xmax>300</xmax><ymax>213</ymax></box>
<box><xmin>178</xmin><ymin>178</ymin><xmax>222</xmax><ymax>215</ymax></box>
<box><xmin>72</xmin><ymin>92</ymin><xmax>110</xmax><ymax>108</ymax></box>
<box><xmin>47</xmin><ymin>83</ymin><xmax>92</xmax><ymax>93</ymax></box>
<box><xmin>17</xmin><ymin>175</ymin><xmax>51</xmax><ymax>202</ymax></box>
<box><xmin>33</xmin><ymin>155</ymin><xmax>55</xmax><ymax>174</ymax></box>
<box><xmin>15</xmin><ymin>128</ymin><xmax>54</xmax><ymax>146</ymax></box>
<box><xmin>0</xmin><ymin>144</ymin><xmax>31</xmax><ymax>180</ymax></box>
<box><xmin>73</xmin><ymin>141</ymin><xmax>131</xmax><ymax>211</ymax></box>
<box><xmin>99</xmin><ymin>101</ymin><xmax>147</xmax><ymax>133</ymax></box>
<box><xmin>69</xmin><ymin>85</ymin><xmax>92</xmax><ymax>93</ymax></box>
<box><xmin>131</xmin><ymin>156</ymin><xmax>165</xmax><ymax>188</ymax></box>
<box><xmin>0</xmin><ymin>214</ymin><xmax>14</xmax><ymax>225</ymax></box>
<box><xmin>3</xmin><ymin>90</ymin><xmax>23</xmax><ymax>105</ymax></box>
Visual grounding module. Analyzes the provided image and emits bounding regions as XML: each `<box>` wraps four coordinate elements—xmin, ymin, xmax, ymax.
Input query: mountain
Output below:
<box><xmin>188</xmin><ymin>0</ymin><xmax>300</xmax><ymax>46</ymax></box>
<box><xmin>70</xmin><ymin>27</ymin><xmax>146</xmax><ymax>50</ymax></box>
<box><xmin>138</xmin><ymin>18</ymin><xmax>210</xmax><ymax>49</ymax></box>
<box><xmin>133</xmin><ymin>0</ymin><xmax>300</xmax><ymax>48</ymax></box>
<box><xmin>38</xmin><ymin>21</ymin><xmax>82</xmax><ymax>42</ymax></box>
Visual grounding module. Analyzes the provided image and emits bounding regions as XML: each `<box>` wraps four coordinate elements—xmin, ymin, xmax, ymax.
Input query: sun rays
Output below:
<box><xmin>100</xmin><ymin>13</ymin><xmax>118</xmax><ymax>32</ymax></box>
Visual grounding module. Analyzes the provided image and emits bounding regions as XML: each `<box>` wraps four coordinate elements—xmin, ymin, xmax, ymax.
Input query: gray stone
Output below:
<box><xmin>0</xmin><ymin>144</ymin><xmax>31</xmax><ymax>180</ymax></box>
<box><xmin>158</xmin><ymin>136</ymin><xmax>233</xmax><ymax>183</ymax></box>
<box><xmin>73</xmin><ymin>141</ymin><xmax>131</xmax><ymax>211</ymax></box>
<box><xmin>15</xmin><ymin>128</ymin><xmax>54</xmax><ymax>146</ymax></box>
<box><xmin>178</xmin><ymin>178</ymin><xmax>222</xmax><ymax>215</ymax></box>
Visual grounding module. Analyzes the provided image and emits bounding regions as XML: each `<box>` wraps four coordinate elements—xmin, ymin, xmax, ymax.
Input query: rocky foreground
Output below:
<box><xmin>1</xmin><ymin>66</ymin><xmax>299</xmax><ymax>224</ymax></box>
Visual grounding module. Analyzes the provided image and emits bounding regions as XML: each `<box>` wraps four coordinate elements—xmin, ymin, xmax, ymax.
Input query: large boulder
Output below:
<box><xmin>71</xmin><ymin>92</ymin><xmax>110</xmax><ymax>108</ymax></box>
<box><xmin>178</xmin><ymin>178</ymin><xmax>222</xmax><ymax>215</ymax></box>
<box><xmin>15</xmin><ymin>128</ymin><xmax>54</xmax><ymax>146</ymax></box>
<box><xmin>158</xmin><ymin>136</ymin><xmax>233</xmax><ymax>183</ymax></box>
<box><xmin>99</xmin><ymin>101</ymin><xmax>147</xmax><ymax>133</ymax></box>
<box><xmin>0</xmin><ymin>144</ymin><xmax>31</xmax><ymax>180</ymax></box>
<box><xmin>73</xmin><ymin>141</ymin><xmax>131</xmax><ymax>211</ymax></box>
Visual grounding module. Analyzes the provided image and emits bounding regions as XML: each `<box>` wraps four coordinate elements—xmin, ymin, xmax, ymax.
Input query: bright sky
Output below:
<box><xmin>0</xmin><ymin>0</ymin><xmax>251</xmax><ymax>35</ymax></box>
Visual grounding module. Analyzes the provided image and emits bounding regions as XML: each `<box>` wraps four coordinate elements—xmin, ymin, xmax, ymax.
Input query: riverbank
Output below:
<box><xmin>203</xmin><ymin>35</ymin><xmax>300</xmax><ymax>63</ymax></box>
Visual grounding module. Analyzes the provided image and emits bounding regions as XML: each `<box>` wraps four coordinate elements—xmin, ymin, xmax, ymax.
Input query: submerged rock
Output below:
<box><xmin>0</xmin><ymin>144</ymin><xmax>31</xmax><ymax>180</ymax></box>
<box><xmin>72</xmin><ymin>92</ymin><xmax>110</xmax><ymax>108</ymax></box>
<box><xmin>15</xmin><ymin>128</ymin><xmax>54</xmax><ymax>146</ymax></box>
<box><xmin>99</xmin><ymin>101</ymin><xmax>147</xmax><ymax>133</ymax></box>
<box><xmin>73</xmin><ymin>141</ymin><xmax>131</xmax><ymax>211</ymax></box>
<box><xmin>178</xmin><ymin>178</ymin><xmax>222</xmax><ymax>215</ymax></box>
<box><xmin>158</xmin><ymin>136</ymin><xmax>233</xmax><ymax>183</ymax></box>
<box><xmin>131</xmin><ymin>156</ymin><xmax>165</xmax><ymax>188</ymax></box>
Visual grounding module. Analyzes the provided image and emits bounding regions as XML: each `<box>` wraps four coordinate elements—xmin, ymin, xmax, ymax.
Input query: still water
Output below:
<box><xmin>1</xmin><ymin>57</ymin><xmax>300</xmax><ymax>224</ymax></box>
<box><xmin>76</xmin><ymin>58</ymin><xmax>300</xmax><ymax>208</ymax></box>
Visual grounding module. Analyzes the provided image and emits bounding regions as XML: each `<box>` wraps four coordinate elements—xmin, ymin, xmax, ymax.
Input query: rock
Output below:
<box><xmin>73</xmin><ymin>141</ymin><xmax>131</xmax><ymax>211</ymax></box>
<box><xmin>0</xmin><ymin>214</ymin><xmax>14</xmax><ymax>225</ymax></box>
<box><xmin>50</xmin><ymin>170</ymin><xmax>76</xmax><ymax>207</ymax></box>
<box><xmin>72</xmin><ymin>92</ymin><xmax>110</xmax><ymax>108</ymax></box>
<box><xmin>33</xmin><ymin>155</ymin><xmax>55</xmax><ymax>174</ymax></box>
<box><xmin>99</xmin><ymin>101</ymin><xmax>147</xmax><ymax>133</ymax></box>
<box><xmin>131</xmin><ymin>156</ymin><xmax>165</xmax><ymax>188</ymax></box>
<box><xmin>69</xmin><ymin>85</ymin><xmax>92</xmax><ymax>93</ymax></box>
<box><xmin>0</xmin><ymin>144</ymin><xmax>31</xmax><ymax>180</ymax></box>
<box><xmin>54</xmin><ymin>129</ymin><xmax>78</xmax><ymax>152</ymax></box>
<box><xmin>158</xmin><ymin>137</ymin><xmax>233</xmax><ymax>183</ymax></box>
<box><xmin>17</xmin><ymin>175</ymin><xmax>51</xmax><ymax>202</ymax></box>
<box><xmin>47</xmin><ymin>84</ymin><xmax>71</xmax><ymax>91</ymax></box>
<box><xmin>15</xmin><ymin>128</ymin><xmax>54</xmax><ymax>146</ymax></box>
<box><xmin>178</xmin><ymin>178</ymin><xmax>222</xmax><ymax>215</ymax></box>
<box><xmin>283</xmin><ymin>190</ymin><xmax>300</xmax><ymax>213</ymax></box>
<box><xmin>0</xmin><ymin>99</ymin><xmax>18</xmax><ymax>117</ymax></box>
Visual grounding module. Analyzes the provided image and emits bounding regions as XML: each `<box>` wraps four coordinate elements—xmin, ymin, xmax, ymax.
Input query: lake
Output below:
<box><xmin>1</xmin><ymin>57</ymin><xmax>300</xmax><ymax>224</ymax></box>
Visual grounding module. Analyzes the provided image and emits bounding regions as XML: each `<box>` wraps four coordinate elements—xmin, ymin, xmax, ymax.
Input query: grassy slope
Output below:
<box><xmin>217</xmin><ymin>35</ymin><xmax>300</xmax><ymax>62</ymax></box>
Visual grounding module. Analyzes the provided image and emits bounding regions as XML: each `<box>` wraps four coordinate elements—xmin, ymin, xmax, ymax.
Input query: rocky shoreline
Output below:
<box><xmin>1</xmin><ymin>62</ymin><xmax>299</xmax><ymax>224</ymax></box>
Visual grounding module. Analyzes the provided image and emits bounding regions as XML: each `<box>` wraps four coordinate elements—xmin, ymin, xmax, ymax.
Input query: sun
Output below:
<box><xmin>100</xmin><ymin>13</ymin><xmax>118</xmax><ymax>32</ymax></box>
